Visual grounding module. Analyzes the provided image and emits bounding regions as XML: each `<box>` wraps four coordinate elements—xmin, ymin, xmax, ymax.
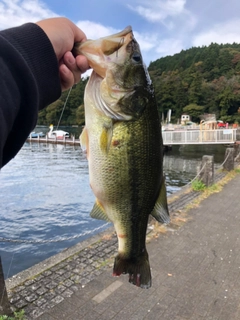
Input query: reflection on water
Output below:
<box><xmin>164</xmin><ymin>144</ymin><xmax>225</xmax><ymax>194</ymax></box>
<box><xmin>0</xmin><ymin>142</ymin><xmax>226</xmax><ymax>278</ymax></box>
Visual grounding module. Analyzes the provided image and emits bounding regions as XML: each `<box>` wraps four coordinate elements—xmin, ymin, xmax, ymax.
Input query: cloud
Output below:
<box><xmin>0</xmin><ymin>0</ymin><xmax>57</xmax><ymax>29</ymax></box>
<box><xmin>192</xmin><ymin>19</ymin><xmax>240</xmax><ymax>47</ymax></box>
<box><xmin>133</xmin><ymin>31</ymin><xmax>157</xmax><ymax>51</ymax></box>
<box><xmin>76</xmin><ymin>20</ymin><xmax>118</xmax><ymax>40</ymax></box>
<box><xmin>156</xmin><ymin>38</ymin><xmax>184</xmax><ymax>57</ymax></box>
<box><xmin>128</xmin><ymin>0</ymin><xmax>187</xmax><ymax>23</ymax></box>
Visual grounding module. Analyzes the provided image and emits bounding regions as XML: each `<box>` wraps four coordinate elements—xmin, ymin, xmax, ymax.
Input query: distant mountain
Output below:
<box><xmin>148</xmin><ymin>43</ymin><xmax>240</xmax><ymax>123</ymax></box>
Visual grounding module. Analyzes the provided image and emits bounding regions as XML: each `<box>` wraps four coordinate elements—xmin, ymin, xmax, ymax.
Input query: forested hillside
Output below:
<box><xmin>38</xmin><ymin>42</ymin><xmax>240</xmax><ymax>126</ymax></box>
<box><xmin>149</xmin><ymin>42</ymin><xmax>240</xmax><ymax>123</ymax></box>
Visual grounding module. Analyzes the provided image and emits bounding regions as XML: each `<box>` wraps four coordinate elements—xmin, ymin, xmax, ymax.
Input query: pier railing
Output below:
<box><xmin>162</xmin><ymin>129</ymin><xmax>237</xmax><ymax>145</ymax></box>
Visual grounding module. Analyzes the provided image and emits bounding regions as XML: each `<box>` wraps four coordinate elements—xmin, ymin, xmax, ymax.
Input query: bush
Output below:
<box><xmin>191</xmin><ymin>179</ymin><xmax>206</xmax><ymax>191</ymax></box>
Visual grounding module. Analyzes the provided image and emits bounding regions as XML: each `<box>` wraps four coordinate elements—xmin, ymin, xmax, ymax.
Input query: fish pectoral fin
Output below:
<box><xmin>151</xmin><ymin>178</ymin><xmax>170</xmax><ymax>224</ymax></box>
<box><xmin>90</xmin><ymin>200</ymin><xmax>111</xmax><ymax>222</ymax></box>
<box><xmin>118</xmin><ymin>87</ymin><xmax>148</xmax><ymax>119</ymax></box>
<box><xmin>100</xmin><ymin>121</ymin><xmax>113</xmax><ymax>154</ymax></box>
<box><xmin>80</xmin><ymin>126</ymin><xmax>88</xmax><ymax>154</ymax></box>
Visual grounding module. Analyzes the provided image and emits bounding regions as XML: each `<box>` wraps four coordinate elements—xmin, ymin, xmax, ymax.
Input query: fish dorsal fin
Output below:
<box><xmin>151</xmin><ymin>178</ymin><xmax>170</xmax><ymax>224</ymax></box>
<box><xmin>90</xmin><ymin>200</ymin><xmax>111</xmax><ymax>222</ymax></box>
<box><xmin>100</xmin><ymin>121</ymin><xmax>113</xmax><ymax>154</ymax></box>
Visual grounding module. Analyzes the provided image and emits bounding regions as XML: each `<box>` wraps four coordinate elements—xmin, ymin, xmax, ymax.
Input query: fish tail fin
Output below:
<box><xmin>113</xmin><ymin>252</ymin><xmax>152</xmax><ymax>289</ymax></box>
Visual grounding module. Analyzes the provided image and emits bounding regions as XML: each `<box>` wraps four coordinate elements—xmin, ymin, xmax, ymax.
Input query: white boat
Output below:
<box><xmin>47</xmin><ymin>125</ymin><xmax>69</xmax><ymax>140</ymax></box>
<box><xmin>28</xmin><ymin>132</ymin><xmax>45</xmax><ymax>138</ymax></box>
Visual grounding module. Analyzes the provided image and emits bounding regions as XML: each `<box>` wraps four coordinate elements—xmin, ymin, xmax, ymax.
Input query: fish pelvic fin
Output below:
<box><xmin>90</xmin><ymin>199</ymin><xmax>111</xmax><ymax>222</ymax></box>
<box><xmin>151</xmin><ymin>177</ymin><xmax>170</xmax><ymax>224</ymax></box>
<box><xmin>100</xmin><ymin>121</ymin><xmax>113</xmax><ymax>154</ymax></box>
<box><xmin>113</xmin><ymin>252</ymin><xmax>152</xmax><ymax>289</ymax></box>
<box><xmin>80</xmin><ymin>126</ymin><xmax>88</xmax><ymax>155</ymax></box>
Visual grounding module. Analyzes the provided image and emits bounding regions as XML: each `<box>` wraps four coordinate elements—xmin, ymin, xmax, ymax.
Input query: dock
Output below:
<box><xmin>162</xmin><ymin>128</ymin><xmax>238</xmax><ymax>145</ymax></box>
<box><xmin>27</xmin><ymin>135</ymin><xmax>80</xmax><ymax>146</ymax></box>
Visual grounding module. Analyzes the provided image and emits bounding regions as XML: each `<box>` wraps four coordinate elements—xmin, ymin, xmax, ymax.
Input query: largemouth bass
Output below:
<box><xmin>74</xmin><ymin>26</ymin><xmax>170</xmax><ymax>289</ymax></box>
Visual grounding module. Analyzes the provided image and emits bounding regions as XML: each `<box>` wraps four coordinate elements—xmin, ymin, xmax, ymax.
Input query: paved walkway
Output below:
<box><xmin>7</xmin><ymin>172</ymin><xmax>240</xmax><ymax>319</ymax></box>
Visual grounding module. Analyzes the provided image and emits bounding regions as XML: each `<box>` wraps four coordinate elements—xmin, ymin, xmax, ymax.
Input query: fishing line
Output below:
<box><xmin>56</xmin><ymin>86</ymin><xmax>72</xmax><ymax>130</ymax></box>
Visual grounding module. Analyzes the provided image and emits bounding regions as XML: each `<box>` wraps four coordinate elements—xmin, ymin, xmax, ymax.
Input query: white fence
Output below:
<box><xmin>162</xmin><ymin>129</ymin><xmax>237</xmax><ymax>145</ymax></box>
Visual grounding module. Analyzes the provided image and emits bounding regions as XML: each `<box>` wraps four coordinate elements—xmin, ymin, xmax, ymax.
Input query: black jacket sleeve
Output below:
<box><xmin>0</xmin><ymin>23</ymin><xmax>62</xmax><ymax>168</ymax></box>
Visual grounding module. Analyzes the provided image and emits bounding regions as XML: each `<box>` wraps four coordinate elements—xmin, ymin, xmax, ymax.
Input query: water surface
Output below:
<box><xmin>0</xmin><ymin>141</ymin><xmax>225</xmax><ymax>277</ymax></box>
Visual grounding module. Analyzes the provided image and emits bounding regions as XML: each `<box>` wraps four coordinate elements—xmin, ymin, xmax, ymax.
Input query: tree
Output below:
<box><xmin>149</xmin><ymin>43</ymin><xmax>240</xmax><ymax>124</ymax></box>
<box><xmin>182</xmin><ymin>104</ymin><xmax>205</xmax><ymax>122</ymax></box>
<box><xmin>45</xmin><ymin>100</ymin><xmax>64</xmax><ymax>125</ymax></box>
<box><xmin>76</xmin><ymin>104</ymin><xmax>85</xmax><ymax>125</ymax></box>
<box><xmin>188</xmin><ymin>71</ymin><xmax>203</xmax><ymax>105</ymax></box>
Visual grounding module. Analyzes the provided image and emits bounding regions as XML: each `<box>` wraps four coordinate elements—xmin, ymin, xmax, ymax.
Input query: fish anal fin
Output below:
<box><xmin>90</xmin><ymin>199</ymin><xmax>110</xmax><ymax>222</ymax></box>
<box><xmin>151</xmin><ymin>178</ymin><xmax>170</xmax><ymax>224</ymax></box>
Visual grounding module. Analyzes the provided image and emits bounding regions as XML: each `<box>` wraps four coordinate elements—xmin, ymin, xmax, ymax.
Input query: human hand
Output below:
<box><xmin>36</xmin><ymin>17</ymin><xmax>89</xmax><ymax>91</ymax></box>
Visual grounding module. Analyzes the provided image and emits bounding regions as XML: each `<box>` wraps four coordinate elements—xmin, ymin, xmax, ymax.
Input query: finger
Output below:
<box><xmin>62</xmin><ymin>52</ymin><xmax>81</xmax><ymax>84</ymax></box>
<box><xmin>76</xmin><ymin>55</ymin><xmax>90</xmax><ymax>74</ymax></box>
<box><xmin>59</xmin><ymin>64</ymin><xmax>74</xmax><ymax>91</ymax></box>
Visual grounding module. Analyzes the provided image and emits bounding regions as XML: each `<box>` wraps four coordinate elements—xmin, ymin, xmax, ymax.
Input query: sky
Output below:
<box><xmin>1</xmin><ymin>0</ymin><xmax>240</xmax><ymax>67</ymax></box>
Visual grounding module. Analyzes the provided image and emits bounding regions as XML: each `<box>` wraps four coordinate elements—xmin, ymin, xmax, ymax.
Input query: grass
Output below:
<box><xmin>191</xmin><ymin>179</ymin><xmax>206</xmax><ymax>191</ymax></box>
<box><xmin>0</xmin><ymin>310</ymin><xmax>25</xmax><ymax>320</ymax></box>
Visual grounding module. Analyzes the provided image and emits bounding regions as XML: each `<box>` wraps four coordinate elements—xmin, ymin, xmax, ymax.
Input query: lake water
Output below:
<box><xmin>0</xmin><ymin>137</ymin><xmax>226</xmax><ymax>278</ymax></box>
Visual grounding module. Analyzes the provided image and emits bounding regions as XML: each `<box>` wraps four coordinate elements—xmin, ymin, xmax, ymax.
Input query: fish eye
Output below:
<box><xmin>132</xmin><ymin>53</ymin><xmax>141</xmax><ymax>63</ymax></box>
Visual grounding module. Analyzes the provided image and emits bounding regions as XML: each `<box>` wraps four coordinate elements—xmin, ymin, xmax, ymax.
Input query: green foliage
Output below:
<box><xmin>0</xmin><ymin>310</ymin><xmax>25</xmax><ymax>320</ymax></box>
<box><xmin>191</xmin><ymin>179</ymin><xmax>206</xmax><ymax>191</ymax></box>
<box><xmin>182</xmin><ymin>104</ymin><xmax>205</xmax><ymax>122</ymax></box>
<box><xmin>149</xmin><ymin>43</ymin><xmax>240</xmax><ymax>123</ymax></box>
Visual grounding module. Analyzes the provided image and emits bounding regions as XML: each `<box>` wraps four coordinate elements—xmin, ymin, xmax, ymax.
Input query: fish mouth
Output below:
<box><xmin>73</xmin><ymin>26</ymin><xmax>133</xmax><ymax>78</ymax></box>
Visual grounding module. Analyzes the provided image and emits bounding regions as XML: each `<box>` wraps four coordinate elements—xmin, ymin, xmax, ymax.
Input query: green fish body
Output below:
<box><xmin>75</xmin><ymin>26</ymin><xmax>169</xmax><ymax>288</ymax></box>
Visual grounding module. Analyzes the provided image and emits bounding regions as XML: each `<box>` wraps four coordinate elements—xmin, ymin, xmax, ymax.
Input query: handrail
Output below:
<box><xmin>162</xmin><ymin>128</ymin><xmax>237</xmax><ymax>145</ymax></box>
